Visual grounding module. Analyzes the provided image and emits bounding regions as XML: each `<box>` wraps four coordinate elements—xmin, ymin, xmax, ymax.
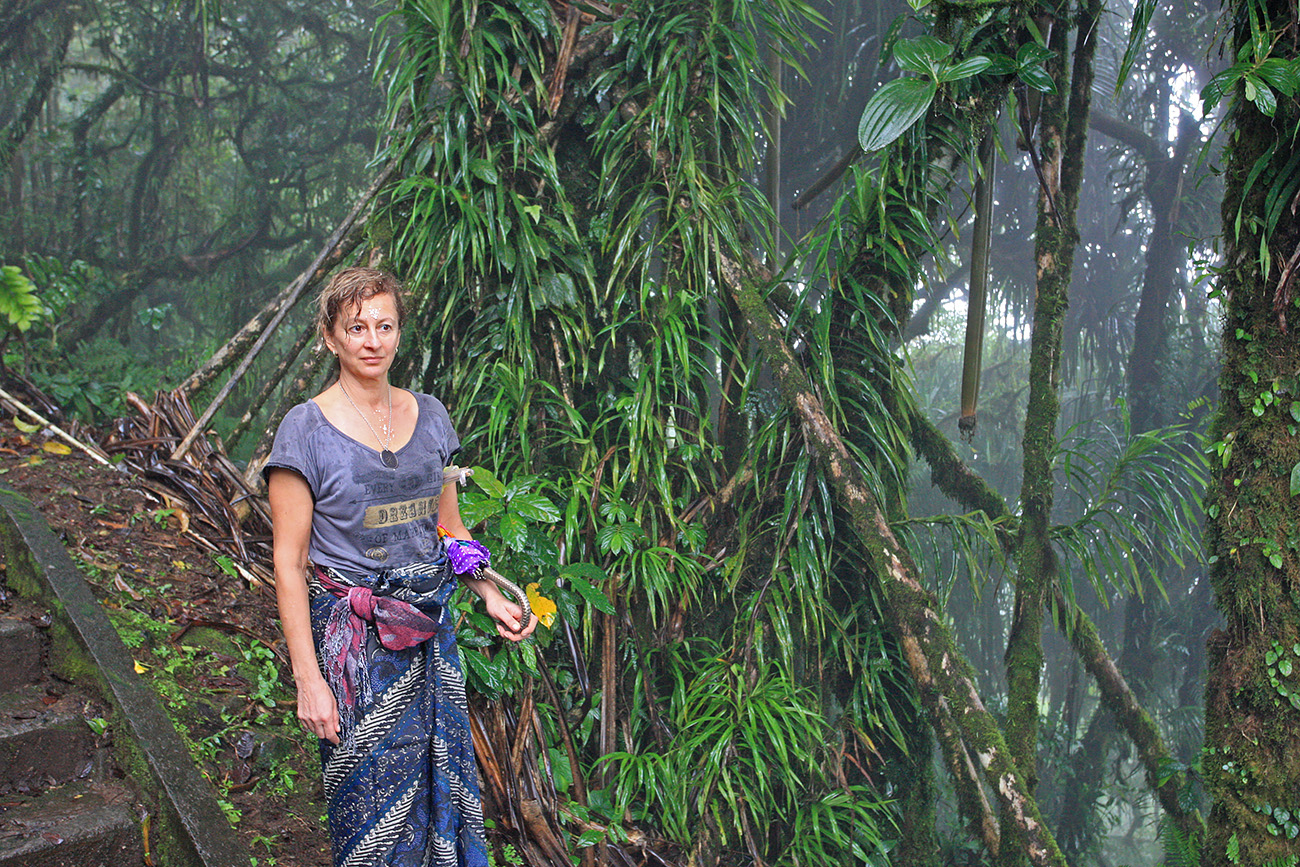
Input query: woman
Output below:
<box><xmin>266</xmin><ymin>267</ymin><xmax>535</xmax><ymax>867</ymax></box>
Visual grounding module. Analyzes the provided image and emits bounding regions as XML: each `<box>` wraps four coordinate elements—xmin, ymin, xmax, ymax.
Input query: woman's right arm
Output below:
<box><xmin>268</xmin><ymin>468</ymin><xmax>340</xmax><ymax>744</ymax></box>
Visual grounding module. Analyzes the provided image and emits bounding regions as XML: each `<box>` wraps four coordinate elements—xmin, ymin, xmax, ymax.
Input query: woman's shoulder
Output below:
<box><xmin>274</xmin><ymin>400</ymin><xmax>328</xmax><ymax>437</ymax></box>
<box><xmin>408</xmin><ymin>391</ymin><xmax>459</xmax><ymax>442</ymax></box>
<box><xmin>409</xmin><ymin>390</ymin><xmax>453</xmax><ymax>418</ymax></box>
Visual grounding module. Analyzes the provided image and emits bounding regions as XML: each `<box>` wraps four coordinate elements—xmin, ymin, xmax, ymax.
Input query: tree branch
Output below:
<box><xmin>719</xmin><ymin>248</ymin><xmax>1066</xmax><ymax>867</ymax></box>
<box><xmin>907</xmin><ymin>407</ymin><xmax>1203</xmax><ymax>836</ymax></box>
<box><xmin>1088</xmin><ymin>110</ymin><xmax>1163</xmax><ymax>162</ymax></box>
<box><xmin>0</xmin><ymin>14</ymin><xmax>73</xmax><ymax>177</ymax></box>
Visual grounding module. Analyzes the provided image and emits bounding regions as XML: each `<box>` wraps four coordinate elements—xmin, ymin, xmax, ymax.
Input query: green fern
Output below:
<box><xmin>1160</xmin><ymin>814</ymin><xmax>1202</xmax><ymax>867</ymax></box>
<box><xmin>0</xmin><ymin>265</ymin><xmax>44</xmax><ymax>332</ymax></box>
<box><xmin>1264</xmin><ymin>858</ymin><xmax>1300</xmax><ymax>867</ymax></box>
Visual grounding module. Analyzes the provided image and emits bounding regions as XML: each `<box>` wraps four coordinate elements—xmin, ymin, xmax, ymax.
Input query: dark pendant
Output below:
<box><xmin>381</xmin><ymin>449</ymin><xmax>398</xmax><ymax>469</ymax></box>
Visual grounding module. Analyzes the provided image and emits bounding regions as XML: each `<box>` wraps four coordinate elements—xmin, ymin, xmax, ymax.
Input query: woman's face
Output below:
<box><xmin>324</xmin><ymin>292</ymin><xmax>401</xmax><ymax>379</ymax></box>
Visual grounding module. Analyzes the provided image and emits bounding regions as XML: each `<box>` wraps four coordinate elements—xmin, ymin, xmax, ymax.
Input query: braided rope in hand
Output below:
<box><xmin>441</xmin><ymin>466</ymin><xmax>532</xmax><ymax>630</ymax></box>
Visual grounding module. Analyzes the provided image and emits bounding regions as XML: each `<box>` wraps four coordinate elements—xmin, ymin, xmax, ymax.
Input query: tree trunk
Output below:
<box><xmin>1002</xmin><ymin>6</ymin><xmax>1098</xmax><ymax>858</ymax></box>
<box><xmin>722</xmin><ymin>250</ymin><xmax>1068</xmax><ymax>867</ymax></box>
<box><xmin>910</xmin><ymin>408</ymin><xmax>1204</xmax><ymax>842</ymax></box>
<box><xmin>0</xmin><ymin>12</ymin><xmax>73</xmax><ymax>178</ymax></box>
<box><xmin>1202</xmin><ymin>4</ymin><xmax>1300</xmax><ymax>863</ymax></box>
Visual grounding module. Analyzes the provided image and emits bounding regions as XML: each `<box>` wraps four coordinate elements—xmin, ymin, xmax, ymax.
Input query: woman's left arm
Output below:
<box><xmin>439</xmin><ymin>481</ymin><xmax>538</xmax><ymax>641</ymax></box>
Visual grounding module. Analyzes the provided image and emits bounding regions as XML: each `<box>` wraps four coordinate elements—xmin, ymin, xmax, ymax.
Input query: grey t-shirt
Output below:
<box><xmin>264</xmin><ymin>392</ymin><xmax>461</xmax><ymax>573</ymax></box>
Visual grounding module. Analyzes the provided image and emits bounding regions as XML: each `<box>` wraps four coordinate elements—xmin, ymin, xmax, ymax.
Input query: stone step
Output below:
<box><xmin>0</xmin><ymin>617</ymin><xmax>42</xmax><ymax>691</ymax></box>
<box><xmin>0</xmin><ymin>684</ymin><xmax>102</xmax><ymax>793</ymax></box>
<box><xmin>0</xmin><ymin>779</ymin><xmax>142</xmax><ymax>867</ymax></box>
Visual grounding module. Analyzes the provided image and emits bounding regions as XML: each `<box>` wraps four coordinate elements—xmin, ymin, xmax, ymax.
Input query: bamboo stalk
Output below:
<box><xmin>226</xmin><ymin>321</ymin><xmax>316</xmax><ymax>448</ymax></box>
<box><xmin>958</xmin><ymin>130</ymin><xmax>995</xmax><ymax>435</ymax></box>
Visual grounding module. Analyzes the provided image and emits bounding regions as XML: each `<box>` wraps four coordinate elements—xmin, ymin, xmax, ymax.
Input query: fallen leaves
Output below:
<box><xmin>113</xmin><ymin>574</ymin><xmax>144</xmax><ymax>601</ymax></box>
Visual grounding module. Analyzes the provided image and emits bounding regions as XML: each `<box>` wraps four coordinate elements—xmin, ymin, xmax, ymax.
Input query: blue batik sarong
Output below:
<box><xmin>309</xmin><ymin>560</ymin><xmax>488</xmax><ymax>867</ymax></box>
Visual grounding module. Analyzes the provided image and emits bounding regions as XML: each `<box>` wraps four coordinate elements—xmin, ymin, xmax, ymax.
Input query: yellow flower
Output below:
<box><xmin>525</xmin><ymin>582</ymin><xmax>557</xmax><ymax>629</ymax></box>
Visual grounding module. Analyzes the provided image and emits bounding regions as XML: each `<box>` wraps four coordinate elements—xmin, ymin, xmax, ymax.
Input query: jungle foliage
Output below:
<box><xmin>0</xmin><ymin>0</ymin><xmax>385</xmax><ymax>420</ymax></box>
<box><xmin>4</xmin><ymin>0</ymin><xmax>1278</xmax><ymax>865</ymax></box>
<box><xmin>336</xmin><ymin>0</ymin><xmax>1215</xmax><ymax>864</ymax></box>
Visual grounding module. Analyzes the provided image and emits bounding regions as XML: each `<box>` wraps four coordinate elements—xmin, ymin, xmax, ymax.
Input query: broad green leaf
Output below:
<box><xmin>508</xmin><ymin>491</ymin><xmax>561</xmax><ymax>523</ymax></box>
<box><xmin>552</xmin><ymin>583</ymin><xmax>582</xmax><ymax>626</ymax></box>
<box><xmin>939</xmin><ymin>56</ymin><xmax>992</xmax><ymax>83</ymax></box>
<box><xmin>983</xmin><ymin>53</ymin><xmax>1017</xmax><ymax>76</ymax></box>
<box><xmin>893</xmin><ymin>36</ymin><xmax>951</xmax><ymax>78</ymax></box>
<box><xmin>517</xmin><ymin>638</ymin><xmax>539</xmax><ymax>676</ymax></box>
<box><xmin>504</xmin><ymin>475</ymin><xmax>536</xmax><ymax>498</ymax></box>
<box><xmin>470</xmin><ymin>466</ymin><xmax>506</xmax><ymax>498</ymax></box>
<box><xmin>464</xmin><ymin>650</ymin><xmax>508</xmax><ymax>694</ymax></box>
<box><xmin>499</xmin><ymin>511</ymin><xmax>528</xmax><ymax>549</ymax></box>
<box><xmin>458</xmin><ymin>495</ymin><xmax>503</xmax><ymax>527</ymax></box>
<box><xmin>857</xmin><ymin>77</ymin><xmax>936</xmax><ymax>153</ymax></box>
<box><xmin>497</xmin><ymin>242</ymin><xmax>516</xmax><ymax>272</ymax></box>
<box><xmin>412</xmin><ymin>140</ymin><xmax>434</xmax><ymax>173</ymax></box>
<box><xmin>1256</xmin><ymin>58</ymin><xmax>1300</xmax><ymax>96</ymax></box>
<box><xmin>1017</xmin><ymin>62</ymin><xmax>1057</xmax><ymax>94</ymax></box>
<box><xmin>597</xmin><ymin>522</ymin><xmax>621</xmax><ymax>554</ymax></box>
<box><xmin>575</xmin><ymin>830</ymin><xmax>605</xmax><ymax>848</ymax></box>
<box><xmin>1017</xmin><ymin>42</ymin><xmax>1055</xmax><ymax>66</ymax></box>
<box><xmin>562</xmin><ymin>563</ymin><xmax>616</xmax><ymax>614</ymax></box>
<box><xmin>533</xmin><ymin>270</ymin><xmax>578</xmax><ymax>311</ymax></box>
<box><xmin>1202</xmin><ymin>66</ymin><xmax>1246</xmax><ymax>114</ymax></box>
<box><xmin>513</xmin><ymin>0</ymin><xmax>554</xmax><ymax>36</ymax></box>
<box><xmin>1291</xmin><ymin>461</ymin><xmax>1300</xmax><ymax>496</ymax></box>
<box><xmin>562</xmin><ymin>561</ymin><xmax>608</xmax><ymax>583</ymax></box>
<box><xmin>470</xmin><ymin>158</ymin><xmax>499</xmax><ymax>184</ymax></box>
<box><xmin>1245</xmin><ymin>75</ymin><xmax>1277</xmax><ymax>116</ymax></box>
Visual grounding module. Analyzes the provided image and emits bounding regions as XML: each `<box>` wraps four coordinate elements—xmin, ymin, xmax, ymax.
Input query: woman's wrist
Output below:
<box><xmin>291</xmin><ymin>659</ymin><xmax>326</xmax><ymax>686</ymax></box>
<box><xmin>462</xmin><ymin>573</ymin><xmax>498</xmax><ymax>601</ymax></box>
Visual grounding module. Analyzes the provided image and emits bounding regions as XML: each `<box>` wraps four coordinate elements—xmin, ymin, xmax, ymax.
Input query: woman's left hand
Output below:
<box><xmin>484</xmin><ymin>591</ymin><xmax>538</xmax><ymax>641</ymax></box>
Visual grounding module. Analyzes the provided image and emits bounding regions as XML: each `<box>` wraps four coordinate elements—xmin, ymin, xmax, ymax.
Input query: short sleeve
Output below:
<box><xmin>418</xmin><ymin>394</ymin><xmax>461</xmax><ymax>465</ymax></box>
<box><xmin>263</xmin><ymin>403</ymin><xmax>323</xmax><ymax>495</ymax></box>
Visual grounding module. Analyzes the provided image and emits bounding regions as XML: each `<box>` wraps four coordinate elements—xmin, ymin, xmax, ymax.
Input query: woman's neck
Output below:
<box><xmin>337</xmin><ymin>372</ymin><xmax>390</xmax><ymax>408</ymax></box>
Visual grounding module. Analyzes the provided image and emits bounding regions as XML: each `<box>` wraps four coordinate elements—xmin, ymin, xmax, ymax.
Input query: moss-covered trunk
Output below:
<box><xmin>721</xmin><ymin>248</ymin><xmax>1068</xmax><ymax>867</ymax></box>
<box><xmin>1001</xmin><ymin>4</ymin><xmax>1098</xmax><ymax>858</ymax></box>
<box><xmin>1202</xmin><ymin>4</ymin><xmax>1300</xmax><ymax>862</ymax></box>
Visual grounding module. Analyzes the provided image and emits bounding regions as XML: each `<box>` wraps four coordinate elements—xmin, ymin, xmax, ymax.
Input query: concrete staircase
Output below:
<box><xmin>0</xmin><ymin>485</ymin><xmax>250</xmax><ymax>867</ymax></box>
<box><xmin>0</xmin><ymin>600</ymin><xmax>143</xmax><ymax>866</ymax></box>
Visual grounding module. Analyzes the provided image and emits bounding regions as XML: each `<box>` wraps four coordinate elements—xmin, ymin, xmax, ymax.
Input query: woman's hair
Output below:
<box><xmin>315</xmin><ymin>267</ymin><xmax>406</xmax><ymax>336</ymax></box>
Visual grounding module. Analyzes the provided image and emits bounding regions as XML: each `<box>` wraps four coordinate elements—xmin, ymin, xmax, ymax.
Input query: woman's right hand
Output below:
<box><xmin>296</xmin><ymin>673</ymin><xmax>341</xmax><ymax>744</ymax></box>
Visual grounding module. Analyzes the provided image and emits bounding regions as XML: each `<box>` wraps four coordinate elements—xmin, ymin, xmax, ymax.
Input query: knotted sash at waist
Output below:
<box><xmin>311</xmin><ymin>560</ymin><xmax>458</xmax><ymax>734</ymax></box>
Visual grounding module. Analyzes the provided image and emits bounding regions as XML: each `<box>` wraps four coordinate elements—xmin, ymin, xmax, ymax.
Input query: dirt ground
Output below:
<box><xmin>0</xmin><ymin>423</ymin><xmax>333</xmax><ymax>867</ymax></box>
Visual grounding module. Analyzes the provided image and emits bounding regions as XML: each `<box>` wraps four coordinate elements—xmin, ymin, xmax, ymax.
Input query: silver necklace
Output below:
<box><xmin>339</xmin><ymin>380</ymin><xmax>398</xmax><ymax>468</ymax></box>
